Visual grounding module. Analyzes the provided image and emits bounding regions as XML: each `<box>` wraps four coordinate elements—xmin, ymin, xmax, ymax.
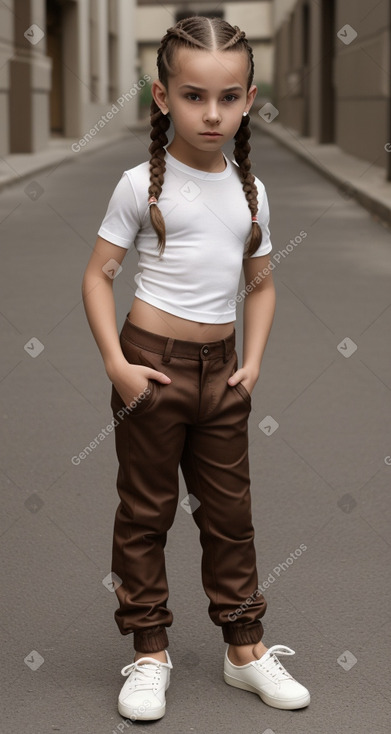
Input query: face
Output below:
<box><xmin>152</xmin><ymin>47</ymin><xmax>257</xmax><ymax>165</ymax></box>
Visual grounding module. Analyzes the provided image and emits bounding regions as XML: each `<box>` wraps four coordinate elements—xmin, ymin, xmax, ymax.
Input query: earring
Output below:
<box><xmin>242</xmin><ymin>111</ymin><xmax>248</xmax><ymax>117</ymax></box>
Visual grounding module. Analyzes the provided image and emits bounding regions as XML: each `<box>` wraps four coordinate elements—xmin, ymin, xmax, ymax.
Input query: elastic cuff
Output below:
<box><xmin>134</xmin><ymin>625</ymin><xmax>169</xmax><ymax>653</ymax></box>
<box><xmin>222</xmin><ymin>620</ymin><xmax>264</xmax><ymax>646</ymax></box>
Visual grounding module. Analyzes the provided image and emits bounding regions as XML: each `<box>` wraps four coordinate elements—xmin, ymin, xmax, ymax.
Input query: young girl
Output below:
<box><xmin>82</xmin><ymin>16</ymin><xmax>310</xmax><ymax>721</ymax></box>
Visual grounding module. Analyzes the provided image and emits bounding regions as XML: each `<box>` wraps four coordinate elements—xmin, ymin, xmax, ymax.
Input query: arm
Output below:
<box><xmin>82</xmin><ymin>236</ymin><xmax>171</xmax><ymax>406</ymax></box>
<box><xmin>228</xmin><ymin>253</ymin><xmax>276</xmax><ymax>394</ymax></box>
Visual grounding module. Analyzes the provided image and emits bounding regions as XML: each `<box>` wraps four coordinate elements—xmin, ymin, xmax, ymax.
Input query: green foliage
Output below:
<box><xmin>139</xmin><ymin>79</ymin><xmax>153</xmax><ymax>111</ymax></box>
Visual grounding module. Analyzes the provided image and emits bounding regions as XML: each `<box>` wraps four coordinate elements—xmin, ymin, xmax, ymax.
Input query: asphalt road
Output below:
<box><xmin>1</xmin><ymin>125</ymin><xmax>390</xmax><ymax>733</ymax></box>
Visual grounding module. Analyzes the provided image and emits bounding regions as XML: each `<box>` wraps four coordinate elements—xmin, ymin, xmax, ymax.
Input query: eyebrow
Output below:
<box><xmin>178</xmin><ymin>84</ymin><xmax>244</xmax><ymax>92</ymax></box>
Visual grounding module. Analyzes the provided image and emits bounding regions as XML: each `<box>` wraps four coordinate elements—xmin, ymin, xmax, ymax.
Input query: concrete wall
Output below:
<box><xmin>334</xmin><ymin>0</ymin><xmax>389</xmax><ymax>165</ymax></box>
<box><xmin>272</xmin><ymin>0</ymin><xmax>391</xmax><ymax>172</ymax></box>
<box><xmin>272</xmin><ymin>0</ymin><xmax>297</xmax><ymax>30</ymax></box>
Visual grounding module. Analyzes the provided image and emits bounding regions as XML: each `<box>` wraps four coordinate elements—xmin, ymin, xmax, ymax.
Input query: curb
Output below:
<box><xmin>0</xmin><ymin>121</ymin><xmax>150</xmax><ymax>194</ymax></box>
<box><xmin>250</xmin><ymin>112</ymin><xmax>391</xmax><ymax>230</ymax></box>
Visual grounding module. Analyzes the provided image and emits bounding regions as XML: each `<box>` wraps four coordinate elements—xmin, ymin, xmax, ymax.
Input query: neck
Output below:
<box><xmin>165</xmin><ymin>143</ymin><xmax>226</xmax><ymax>173</ymax></box>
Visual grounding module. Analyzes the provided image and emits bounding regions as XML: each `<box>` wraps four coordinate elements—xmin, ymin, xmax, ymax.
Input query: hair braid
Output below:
<box><xmin>220</xmin><ymin>26</ymin><xmax>246</xmax><ymax>50</ymax></box>
<box><xmin>170</xmin><ymin>25</ymin><xmax>208</xmax><ymax>48</ymax></box>
<box><xmin>233</xmin><ymin>36</ymin><xmax>261</xmax><ymax>257</ymax></box>
<box><xmin>234</xmin><ymin>114</ymin><xmax>262</xmax><ymax>257</ymax></box>
<box><xmin>148</xmin><ymin>100</ymin><xmax>170</xmax><ymax>256</ymax></box>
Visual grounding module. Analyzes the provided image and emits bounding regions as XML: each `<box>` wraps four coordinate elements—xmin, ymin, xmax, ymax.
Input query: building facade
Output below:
<box><xmin>0</xmin><ymin>0</ymin><xmax>137</xmax><ymax>156</ymax></box>
<box><xmin>272</xmin><ymin>0</ymin><xmax>391</xmax><ymax>180</ymax></box>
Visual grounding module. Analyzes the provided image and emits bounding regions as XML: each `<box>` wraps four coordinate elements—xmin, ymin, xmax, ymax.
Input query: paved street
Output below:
<box><xmin>1</xmin><ymin>125</ymin><xmax>390</xmax><ymax>733</ymax></box>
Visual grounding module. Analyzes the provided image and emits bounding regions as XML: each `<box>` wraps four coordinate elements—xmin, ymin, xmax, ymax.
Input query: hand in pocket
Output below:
<box><xmin>110</xmin><ymin>360</ymin><xmax>171</xmax><ymax>408</ymax></box>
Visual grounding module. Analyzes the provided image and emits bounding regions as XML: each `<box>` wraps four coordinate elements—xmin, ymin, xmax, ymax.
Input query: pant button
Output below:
<box><xmin>201</xmin><ymin>346</ymin><xmax>209</xmax><ymax>356</ymax></box>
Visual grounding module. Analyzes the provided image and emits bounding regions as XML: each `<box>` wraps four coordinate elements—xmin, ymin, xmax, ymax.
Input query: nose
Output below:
<box><xmin>203</xmin><ymin>102</ymin><xmax>221</xmax><ymax>124</ymax></box>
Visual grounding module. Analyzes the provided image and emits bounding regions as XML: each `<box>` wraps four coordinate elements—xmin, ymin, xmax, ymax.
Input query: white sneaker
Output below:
<box><xmin>224</xmin><ymin>644</ymin><xmax>310</xmax><ymax>710</ymax></box>
<box><xmin>118</xmin><ymin>650</ymin><xmax>173</xmax><ymax>720</ymax></box>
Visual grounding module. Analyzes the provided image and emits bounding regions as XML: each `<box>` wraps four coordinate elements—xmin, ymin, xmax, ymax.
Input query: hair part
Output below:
<box><xmin>148</xmin><ymin>16</ymin><xmax>262</xmax><ymax>257</ymax></box>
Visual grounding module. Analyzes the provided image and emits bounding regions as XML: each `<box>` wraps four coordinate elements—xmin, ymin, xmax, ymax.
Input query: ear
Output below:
<box><xmin>152</xmin><ymin>80</ymin><xmax>169</xmax><ymax>114</ymax></box>
<box><xmin>244</xmin><ymin>84</ymin><xmax>257</xmax><ymax>114</ymax></box>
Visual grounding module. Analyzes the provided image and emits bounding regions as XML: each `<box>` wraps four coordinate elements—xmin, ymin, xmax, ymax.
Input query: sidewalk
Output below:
<box><xmin>251</xmin><ymin>111</ymin><xmax>391</xmax><ymax>230</ymax></box>
<box><xmin>0</xmin><ymin>121</ymin><xmax>149</xmax><ymax>192</ymax></box>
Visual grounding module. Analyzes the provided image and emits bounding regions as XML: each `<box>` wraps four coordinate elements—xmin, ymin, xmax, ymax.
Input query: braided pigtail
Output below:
<box><xmin>233</xmin><ymin>113</ymin><xmax>262</xmax><ymax>257</ymax></box>
<box><xmin>148</xmin><ymin>99</ymin><xmax>170</xmax><ymax>256</ymax></box>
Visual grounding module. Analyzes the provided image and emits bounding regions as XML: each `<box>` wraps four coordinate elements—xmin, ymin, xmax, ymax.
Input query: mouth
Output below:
<box><xmin>200</xmin><ymin>132</ymin><xmax>223</xmax><ymax>137</ymax></box>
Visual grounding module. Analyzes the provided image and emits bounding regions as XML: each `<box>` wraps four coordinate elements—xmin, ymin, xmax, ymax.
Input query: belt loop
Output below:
<box><xmin>162</xmin><ymin>337</ymin><xmax>174</xmax><ymax>363</ymax></box>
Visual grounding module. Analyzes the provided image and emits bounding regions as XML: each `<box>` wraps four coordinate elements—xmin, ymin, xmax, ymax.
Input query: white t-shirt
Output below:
<box><xmin>98</xmin><ymin>147</ymin><xmax>272</xmax><ymax>323</ymax></box>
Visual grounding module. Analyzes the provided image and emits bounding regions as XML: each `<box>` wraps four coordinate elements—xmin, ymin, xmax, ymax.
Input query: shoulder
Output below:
<box><xmin>101</xmin><ymin>160</ymin><xmax>151</xmax><ymax>224</ymax></box>
<box><xmin>123</xmin><ymin>159</ymin><xmax>150</xmax><ymax>190</ymax></box>
<box><xmin>114</xmin><ymin>160</ymin><xmax>151</xmax><ymax>215</ymax></box>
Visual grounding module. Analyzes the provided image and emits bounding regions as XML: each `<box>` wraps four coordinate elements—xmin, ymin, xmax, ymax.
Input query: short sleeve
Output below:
<box><xmin>97</xmin><ymin>172</ymin><xmax>141</xmax><ymax>249</ymax></box>
<box><xmin>243</xmin><ymin>180</ymin><xmax>273</xmax><ymax>259</ymax></box>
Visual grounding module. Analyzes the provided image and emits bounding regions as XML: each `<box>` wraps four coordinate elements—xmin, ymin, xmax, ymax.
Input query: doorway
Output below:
<box><xmin>320</xmin><ymin>0</ymin><xmax>336</xmax><ymax>143</ymax></box>
<box><xmin>46</xmin><ymin>0</ymin><xmax>64</xmax><ymax>134</ymax></box>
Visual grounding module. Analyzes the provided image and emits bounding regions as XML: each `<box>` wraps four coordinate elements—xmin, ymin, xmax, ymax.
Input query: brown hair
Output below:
<box><xmin>148</xmin><ymin>16</ymin><xmax>262</xmax><ymax>257</ymax></box>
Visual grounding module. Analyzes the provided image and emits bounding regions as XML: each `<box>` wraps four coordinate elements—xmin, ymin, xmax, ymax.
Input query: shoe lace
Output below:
<box><xmin>120</xmin><ymin>658</ymin><xmax>171</xmax><ymax>692</ymax></box>
<box><xmin>255</xmin><ymin>644</ymin><xmax>295</xmax><ymax>681</ymax></box>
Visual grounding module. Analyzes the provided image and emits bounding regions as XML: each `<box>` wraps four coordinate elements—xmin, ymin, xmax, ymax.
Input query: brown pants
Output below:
<box><xmin>110</xmin><ymin>315</ymin><xmax>267</xmax><ymax>653</ymax></box>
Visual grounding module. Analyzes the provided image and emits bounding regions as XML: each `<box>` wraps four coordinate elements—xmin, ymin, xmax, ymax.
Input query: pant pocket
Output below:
<box><xmin>234</xmin><ymin>380</ymin><xmax>252</xmax><ymax>406</ymax></box>
<box><xmin>110</xmin><ymin>335</ymin><xmax>160</xmax><ymax>418</ymax></box>
<box><xmin>110</xmin><ymin>379</ymin><xmax>159</xmax><ymax>419</ymax></box>
<box><xmin>230</xmin><ymin>359</ymin><xmax>252</xmax><ymax>409</ymax></box>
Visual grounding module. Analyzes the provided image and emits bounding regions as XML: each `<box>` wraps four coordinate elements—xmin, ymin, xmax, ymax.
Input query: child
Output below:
<box><xmin>82</xmin><ymin>16</ymin><xmax>310</xmax><ymax>721</ymax></box>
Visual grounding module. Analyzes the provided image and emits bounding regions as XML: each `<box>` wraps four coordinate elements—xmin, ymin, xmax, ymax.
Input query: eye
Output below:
<box><xmin>184</xmin><ymin>93</ymin><xmax>239</xmax><ymax>103</ymax></box>
<box><xmin>185</xmin><ymin>93</ymin><xmax>201</xmax><ymax>101</ymax></box>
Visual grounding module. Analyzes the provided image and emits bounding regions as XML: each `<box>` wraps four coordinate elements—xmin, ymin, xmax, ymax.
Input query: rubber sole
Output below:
<box><xmin>223</xmin><ymin>671</ymin><xmax>310</xmax><ymax>710</ymax></box>
<box><xmin>118</xmin><ymin>700</ymin><xmax>166</xmax><ymax>720</ymax></box>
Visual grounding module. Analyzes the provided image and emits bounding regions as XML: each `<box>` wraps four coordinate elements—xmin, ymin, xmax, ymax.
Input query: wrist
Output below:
<box><xmin>104</xmin><ymin>354</ymin><xmax>127</xmax><ymax>381</ymax></box>
<box><xmin>242</xmin><ymin>363</ymin><xmax>260</xmax><ymax>380</ymax></box>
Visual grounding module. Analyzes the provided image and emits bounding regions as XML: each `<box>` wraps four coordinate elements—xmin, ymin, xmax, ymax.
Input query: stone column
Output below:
<box><xmin>95</xmin><ymin>0</ymin><xmax>109</xmax><ymax>104</ymax></box>
<box><xmin>0</xmin><ymin>2</ymin><xmax>14</xmax><ymax>155</ymax></box>
<box><xmin>117</xmin><ymin>0</ymin><xmax>137</xmax><ymax>125</ymax></box>
<box><xmin>62</xmin><ymin>0</ymin><xmax>89</xmax><ymax>138</ymax></box>
<box><xmin>9</xmin><ymin>0</ymin><xmax>52</xmax><ymax>152</ymax></box>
